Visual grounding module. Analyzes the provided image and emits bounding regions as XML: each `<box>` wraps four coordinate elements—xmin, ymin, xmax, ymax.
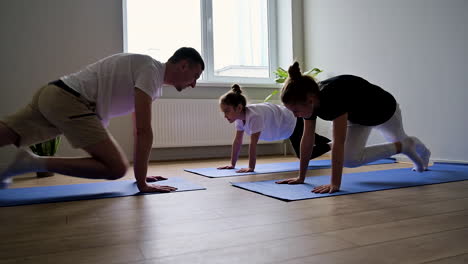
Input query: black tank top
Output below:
<box><xmin>306</xmin><ymin>75</ymin><xmax>396</xmax><ymax>126</ymax></box>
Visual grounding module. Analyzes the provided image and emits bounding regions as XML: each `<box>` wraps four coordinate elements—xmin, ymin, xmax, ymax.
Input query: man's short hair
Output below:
<box><xmin>168</xmin><ymin>47</ymin><xmax>205</xmax><ymax>70</ymax></box>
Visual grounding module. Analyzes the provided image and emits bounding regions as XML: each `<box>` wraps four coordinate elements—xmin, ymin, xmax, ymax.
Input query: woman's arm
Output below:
<box><xmin>237</xmin><ymin>131</ymin><xmax>261</xmax><ymax>173</ymax></box>
<box><xmin>276</xmin><ymin>119</ymin><xmax>316</xmax><ymax>184</ymax></box>
<box><xmin>298</xmin><ymin>119</ymin><xmax>316</xmax><ymax>180</ymax></box>
<box><xmin>218</xmin><ymin>130</ymin><xmax>244</xmax><ymax>169</ymax></box>
<box><xmin>313</xmin><ymin>113</ymin><xmax>347</xmax><ymax>193</ymax></box>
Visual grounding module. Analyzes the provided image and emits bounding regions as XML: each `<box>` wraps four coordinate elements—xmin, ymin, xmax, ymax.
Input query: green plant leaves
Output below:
<box><xmin>29</xmin><ymin>137</ymin><xmax>61</xmax><ymax>156</ymax></box>
<box><xmin>273</xmin><ymin>67</ymin><xmax>288</xmax><ymax>84</ymax></box>
<box><xmin>303</xmin><ymin>67</ymin><xmax>323</xmax><ymax>78</ymax></box>
<box><xmin>263</xmin><ymin>90</ymin><xmax>279</xmax><ymax>102</ymax></box>
<box><xmin>265</xmin><ymin>66</ymin><xmax>324</xmax><ymax>102</ymax></box>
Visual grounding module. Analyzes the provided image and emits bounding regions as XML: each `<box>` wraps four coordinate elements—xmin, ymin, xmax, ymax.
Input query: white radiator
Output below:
<box><xmin>151</xmin><ymin>99</ymin><xmax>282</xmax><ymax>148</ymax></box>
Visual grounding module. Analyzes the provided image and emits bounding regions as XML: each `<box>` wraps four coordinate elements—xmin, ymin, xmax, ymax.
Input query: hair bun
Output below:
<box><xmin>288</xmin><ymin>62</ymin><xmax>302</xmax><ymax>80</ymax></box>
<box><xmin>231</xmin><ymin>84</ymin><xmax>242</xmax><ymax>94</ymax></box>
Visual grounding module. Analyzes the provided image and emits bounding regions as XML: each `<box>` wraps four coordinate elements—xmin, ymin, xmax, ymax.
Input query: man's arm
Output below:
<box><xmin>133</xmin><ymin>88</ymin><xmax>176</xmax><ymax>193</ymax></box>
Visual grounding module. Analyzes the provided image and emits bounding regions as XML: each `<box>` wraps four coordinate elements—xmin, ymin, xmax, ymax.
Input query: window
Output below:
<box><xmin>123</xmin><ymin>0</ymin><xmax>277</xmax><ymax>84</ymax></box>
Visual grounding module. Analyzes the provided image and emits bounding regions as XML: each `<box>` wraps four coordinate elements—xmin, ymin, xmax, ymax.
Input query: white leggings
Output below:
<box><xmin>343</xmin><ymin>105</ymin><xmax>407</xmax><ymax>167</ymax></box>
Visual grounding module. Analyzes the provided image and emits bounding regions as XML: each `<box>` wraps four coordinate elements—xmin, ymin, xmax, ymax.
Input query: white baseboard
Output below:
<box><xmin>149</xmin><ymin>143</ymin><xmax>290</xmax><ymax>161</ymax></box>
<box><xmin>393</xmin><ymin>154</ymin><xmax>467</xmax><ymax>164</ymax></box>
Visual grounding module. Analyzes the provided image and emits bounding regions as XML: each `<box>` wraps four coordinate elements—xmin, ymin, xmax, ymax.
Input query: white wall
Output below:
<box><xmin>303</xmin><ymin>0</ymin><xmax>468</xmax><ymax>162</ymax></box>
<box><xmin>0</xmin><ymin>0</ymin><xmax>125</xmax><ymax>157</ymax></box>
<box><xmin>0</xmin><ymin>0</ymin><xmax>284</xmax><ymax>161</ymax></box>
<box><xmin>276</xmin><ymin>0</ymin><xmax>304</xmax><ymax>68</ymax></box>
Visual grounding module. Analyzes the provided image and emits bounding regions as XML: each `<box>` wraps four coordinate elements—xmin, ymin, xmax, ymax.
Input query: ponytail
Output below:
<box><xmin>231</xmin><ymin>84</ymin><xmax>242</xmax><ymax>94</ymax></box>
<box><xmin>281</xmin><ymin>61</ymin><xmax>319</xmax><ymax>104</ymax></box>
<box><xmin>288</xmin><ymin>62</ymin><xmax>302</xmax><ymax>80</ymax></box>
<box><xmin>219</xmin><ymin>84</ymin><xmax>247</xmax><ymax>108</ymax></box>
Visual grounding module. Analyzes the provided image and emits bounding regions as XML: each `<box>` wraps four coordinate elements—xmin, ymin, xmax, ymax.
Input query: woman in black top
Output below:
<box><xmin>276</xmin><ymin>62</ymin><xmax>430</xmax><ymax>194</ymax></box>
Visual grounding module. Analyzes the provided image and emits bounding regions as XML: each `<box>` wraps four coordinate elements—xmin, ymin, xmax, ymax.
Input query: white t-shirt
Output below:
<box><xmin>61</xmin><ymin>53</ymin><xmax>165</xmax><ymax>126</ymax></box>
<box><xmin>235</xmin><ymin>103</ymin><xmax>296</xmax><ymax>141</ymax></box>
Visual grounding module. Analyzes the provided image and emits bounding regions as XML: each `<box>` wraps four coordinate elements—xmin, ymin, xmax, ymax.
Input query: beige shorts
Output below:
<box><xmin>1</xmin><ymin>83</ymin><xmax>109</xmax><ymax>149</ymax></box>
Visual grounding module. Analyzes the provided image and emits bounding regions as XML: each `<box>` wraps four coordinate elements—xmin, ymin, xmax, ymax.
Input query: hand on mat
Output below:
<box><xmin>236</xmin><ymin>168</ymin><xmax>254</xmax><ymax>173</ymax></box>
<box><xmin>217</xmin><ymin>165</ymin><xmax>235</xmax><ymax>170</ymax></box>
<box><xmin>146</xmin><ymin>176</ymin><xmax>168</xmax><ymax>182</ymax></box>
<box><xmin>138</xmin><ymin>183</ymin><xmax>178</xmax><ymax>193</ymax></box>
<box><xmin>275</xmin><ymin>177</ymin><xmax>304</xmax><ymax>184</ymax></box>
<box><xmin>312</xmin><ymin>184</ymin><xmax>340</xmax><ymax>194</ymax></box>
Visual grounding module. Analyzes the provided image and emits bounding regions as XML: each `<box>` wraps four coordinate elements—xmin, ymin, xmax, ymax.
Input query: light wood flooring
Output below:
<box><xmin>1</xmin><ymin>155</ymin><xmax>468</xmax><ymax>264</ymax></box>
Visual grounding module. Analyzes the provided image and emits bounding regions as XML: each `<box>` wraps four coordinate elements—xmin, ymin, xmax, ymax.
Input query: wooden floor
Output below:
<box><xmin>1</xmin><ymin>155</ymin><xmax>468</xmax><ymax>264</ymax></box>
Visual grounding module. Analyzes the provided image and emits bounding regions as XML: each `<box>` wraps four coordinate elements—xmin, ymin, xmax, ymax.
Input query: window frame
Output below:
<box><xmin>122</xmin><ymin>0</ymin><xmax>277</xmax><ymax>85</ymax></box>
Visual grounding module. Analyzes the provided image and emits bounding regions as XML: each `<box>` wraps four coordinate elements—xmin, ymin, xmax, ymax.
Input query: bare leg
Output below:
<box><xmin>44</xmin><ymin>137</ymin><xmax>129</xmax><ymax>180</ymax></box>
<box><xmin>0</xmin><ymin>123</ymin><xmax>21</xmax><ymax>187</ymax></box>
<box><xmin>0</xmin><ymin>122</ymin><xmax>19</xmax><ymax>147</ymax></box>
<box><xmin>2</xmin><ymin>137</ymin><xmax>129</xmax><ymax>181</ymax></box>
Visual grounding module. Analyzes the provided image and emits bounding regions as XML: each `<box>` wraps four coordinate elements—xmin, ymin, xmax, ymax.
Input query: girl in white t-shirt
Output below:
<box><xmin>218</xmin><ymin>84</ymin><xmax>331</xmax><ymax>173</ymax></box>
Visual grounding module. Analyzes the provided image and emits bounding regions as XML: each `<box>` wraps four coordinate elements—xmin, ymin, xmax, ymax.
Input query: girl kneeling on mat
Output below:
<box><xmin>218</xmin><ymin>84</ymin><xmax>331</xmax><ymax>173</ymax></box>
<box><xmin>276</xmin><ymin>62</ymin><xmax>431</xmax><ymax>194</ymax></box>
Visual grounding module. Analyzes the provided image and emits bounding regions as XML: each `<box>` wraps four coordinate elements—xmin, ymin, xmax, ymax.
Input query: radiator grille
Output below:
<box><xmin>151</xmin><ymin>99</ymin><xmax>280</xmax><ymax>148</ymax></box>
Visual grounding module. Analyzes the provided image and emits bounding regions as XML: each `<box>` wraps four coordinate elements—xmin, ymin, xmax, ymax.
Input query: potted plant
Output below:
<box><xmin>30</xmin><ymin>136</ymin><xmax>61</xmax><ymax>177</ymax></box>
<box><xmin>264</xmin><ymin>66</ymin><xmax>323</xmax><ymax>102</ymax></box>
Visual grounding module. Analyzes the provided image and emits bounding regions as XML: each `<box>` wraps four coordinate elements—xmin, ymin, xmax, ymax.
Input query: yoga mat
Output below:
<box><xmin>231</xmin><ymin>162</ymin><xmax>468</xmax><ymax>201</ymax></box>
<box><xmin>185</xmin><ymin>158</ymin><xmax>395</xmax><ymax>178</ymax></box>
<box><xmin>0</xmin><ymin>177</ymin><xmax>205</xmax><ymax>207</ymax></box>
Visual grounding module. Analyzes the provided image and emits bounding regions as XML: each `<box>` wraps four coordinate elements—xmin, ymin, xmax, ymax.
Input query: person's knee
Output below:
<box><xmin>0</xmin><ymin>122</ymin><xmax>20</xmax><ymax>147</ymax></box>
<box><xmin>105</xmin><ymin>159</ymin><xmax>129</xmax><ymax>180</ymax></box>
<box><xmin>83</xmin><ymin>138</ymin><xmax>130</xmax><ymax>180</ymax></box>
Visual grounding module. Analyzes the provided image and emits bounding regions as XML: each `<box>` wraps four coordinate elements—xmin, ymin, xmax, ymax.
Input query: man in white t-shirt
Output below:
<box><xmin>0</xmin><ymin>47</ymin><xmax>204</xmax><ymax>193</ymax></box>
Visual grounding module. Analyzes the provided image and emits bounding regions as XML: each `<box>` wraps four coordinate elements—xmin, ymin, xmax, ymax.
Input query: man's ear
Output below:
<box><xmin>179</xmin><ymin>59</ymin><xmax>189</xmax><ymax>71</ymax></box>
<box><xmin>236</xmin><ymin>104</ymin><xmax>243</xmax><ymax>112</ymax></box>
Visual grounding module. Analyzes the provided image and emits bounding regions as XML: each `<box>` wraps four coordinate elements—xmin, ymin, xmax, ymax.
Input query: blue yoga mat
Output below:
<box><xmin>231</xmin><ymin>163</ymin><xmax>468</xmax><ymax>201</ymax></box>
<box><xmin>0</xmin><ymin>177</ymin><xmax>205</xmax><ymax>207</ymax></box>
<box><xmin>185</xmin><ymin>158</ymin><xmax>395</xmax><ymax>178</ymax></box>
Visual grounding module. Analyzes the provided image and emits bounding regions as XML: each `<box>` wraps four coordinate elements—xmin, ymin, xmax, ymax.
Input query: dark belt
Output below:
<box><xmin>49</xmin><ymin>80</ymin><xmax>80</xmax><ymax>97</ymax></box>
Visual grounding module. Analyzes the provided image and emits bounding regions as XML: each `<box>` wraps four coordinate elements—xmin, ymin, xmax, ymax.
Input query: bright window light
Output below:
<box><xmin>125</xmin><ymin>0</ymin><xmax>201</xmax><ymax>62</ymax></box>
<box><xmin>212</xmin><ymin>0</ymin><xmax>269</xmax><ymax>78</ymax></box>
<box><xmin>124</xmin><ymin>0</ymin><xmax>276</xmax><ymax>84</ymax></box>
